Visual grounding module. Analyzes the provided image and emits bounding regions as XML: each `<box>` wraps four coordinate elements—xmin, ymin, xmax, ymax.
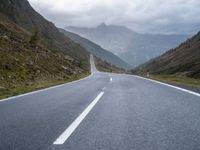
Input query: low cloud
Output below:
<box><xmin>28</xmin><ymin>0</ymin><xmax>200</xmax><ymax>34</ymax></box>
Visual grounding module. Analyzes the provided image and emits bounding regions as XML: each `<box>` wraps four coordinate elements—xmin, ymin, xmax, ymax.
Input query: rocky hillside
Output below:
<box><xmin>0</xmin><ymin>0</ymin><xmax>89</xmax><ymax>97</ymax></box>
<box><xmin>66</xmin><ymin>24</ymin><xmax>189</xmax><ymax>67</ymax></box>
<box><xmin>59</xmin><ymin>29</ymin><xmax>130</xmax><ymax>69</ymax></box>
<box><xmin>133</xmin><ymin>31</ymin><xmax>200</xmax><ymax>78</ymax></box>
<box><xmin>0</xmin><ymin>0</ymin><xmax>88</xmax><ymax>61</ymax></box>
<box><xmin>94</xmin><ymin>56</ymin><xmax>127</xmax><ymax>73</ymax></box>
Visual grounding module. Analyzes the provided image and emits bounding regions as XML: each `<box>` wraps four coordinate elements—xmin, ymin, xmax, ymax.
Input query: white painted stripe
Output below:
<box><xmin>110</xmin><ymin>77</ymin><xmax>113</xmax><ymax>82</ymax></box>
<box><xmin>135</xmin><ymin>75</ymin><xmax>200</xmax><ymax>97</ymax></box>
<box><xmin>0</xmin><ymin>73</ymin><xmax>93</xmax><ymax>102</ymax></box>
<box><xmin>53</xmin><ymin>92</ymin><xmax>104</xmax><ymax>145</ymax></box>
<box><xmin>102</xmin><ymin>87</ymin><xmax>106</xmax><ymax>90</ymax></box>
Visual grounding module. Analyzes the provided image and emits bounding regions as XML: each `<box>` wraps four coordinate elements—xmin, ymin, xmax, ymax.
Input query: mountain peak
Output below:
<box><xmin>97</xmin><ymin>23</ymin><xmax>107</xmax><ymax>28</ymax></box>
<box><xmin>96</xmin><ymin>23</ymin><xmax>136</xmax><ymax>33</ymax></box>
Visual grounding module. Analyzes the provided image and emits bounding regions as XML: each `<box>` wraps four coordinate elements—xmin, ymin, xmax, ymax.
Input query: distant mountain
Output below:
<box><xmin>0</xmin><ymin>0</ymin><xmax>89</xmax><ymax>90</ymax></box>
<box><xmin>133</xmin><ymin>31</ymin><xmax>200</xmax><ymax>78</ymax></box>
<box><xmin>59</xmin><ymin>28</ymin><xmax>130</xmax><ymax>69</ymax></box>
<box><xmin>66</xmin><ymin>24</ymin><xmax>189</xmax><ymax>67</ymax></box>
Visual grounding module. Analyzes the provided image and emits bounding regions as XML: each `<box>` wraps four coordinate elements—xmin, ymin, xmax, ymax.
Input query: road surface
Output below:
<box><xmin>0</xmin><ymin>56</ymin><xmax>200</xmax><ymax>150</ymax></box>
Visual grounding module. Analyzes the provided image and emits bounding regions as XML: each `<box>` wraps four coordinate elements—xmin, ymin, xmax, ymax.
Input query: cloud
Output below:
<box><xmin>28</xmin><ymin>0</ymin><xmax>200</xmax><ymax>34</ymax></box>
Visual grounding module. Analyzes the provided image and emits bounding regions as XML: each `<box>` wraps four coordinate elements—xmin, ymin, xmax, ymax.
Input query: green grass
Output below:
<box><xmin>149</xmin><ymin>74</ymin><xmax>200</xmax><ymax>88</ymax></box>
<box><xmin>0</xmin><ymin>72</ymin><xmax>90</xmax><ymax>100</ymax></box>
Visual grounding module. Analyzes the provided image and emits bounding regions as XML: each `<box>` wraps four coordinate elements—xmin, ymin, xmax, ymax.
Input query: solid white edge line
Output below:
<box><xmin>134</xmin><ymin>75</ymin><xmax>200</xmax><ymax>97</ymax></box>
<box><xmin>53</xmin><ymin>92</ymin><xmax>104</xmax><ymax>145</ymax></box>
<box><xmin>0</xmin><ymin>73</ymin><xmax>93</xmax><ymax>102</ymax></box>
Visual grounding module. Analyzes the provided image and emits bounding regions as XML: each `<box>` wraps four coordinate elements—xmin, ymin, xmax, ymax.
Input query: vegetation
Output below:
<box><xmin>0</xmin><ymin>17</ymin><xmax>90</xmax><ymax>99</ymax></box>
<box><xmin>0</xmin><ymin>73</ymin><xmax>89</xmax><ymax>100</ymax></box>
<box><xmin>94</xmin><ymin>56</ymin><xmax>129</xmax><ymax>73</ymax></box>
<box><xmin>133</xmin><ymin>31</ymin><xmax>200</xmax><ymax>79</ymax></box>
<box><xmin>149</xmin><ymin>75</ymin><xmax>200</xmax><ymax>88</ymax></box>
<box><xmin>29</xmin><ymin>30</ymin><xmax>39</xmax><ymax>45</ymax></box>
<box><xmin>0</xmin><ymin>0</ymin><xmax>90</xmax><ymax>100</ymax></box>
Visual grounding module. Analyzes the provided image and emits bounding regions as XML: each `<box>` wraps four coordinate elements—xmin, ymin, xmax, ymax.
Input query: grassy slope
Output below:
<box><xmin>94</xmin><ymin>56</ymin><xmax>128</xmax><ymax>73</ymax></box>
<box><xmin>0</xmin><ymin>14</ymin><xmax>90</xmax><ymax>100</ymax></box>
<box><xmin>133</xmin><ymin>32</ymin><xmax>200</xmax><ymax>79</ymax></box>
<box><xmin>149</xmin><ymin>75</ymin><xmax>200</xmax><ymax>89</ymax></box>
<box><xmin>132</xmin><ymin>31</ymin><xmax>200</xmax><ymax>88</ymax></box>
<box><xmin>0</xmin><ymin>0</ymin><xmax>89</xmax><ymax>62</ymax></box>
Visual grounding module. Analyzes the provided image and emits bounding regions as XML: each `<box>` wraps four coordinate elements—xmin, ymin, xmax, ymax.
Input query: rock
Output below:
<box><xmin>64</xmin><ymin>55</ymin><xmax>74</xmax><ymax>61</ymax></box>
<box><xmin>29</xmin><ymin>61</ymin><xmax>33</xmax><ymax>65</ymax></box>
<box><xmin>14</xmin><ymin>57</ymin><xmax>19</xmax><ymax>62</ymax></box>
<box><xmin>2</xmin><ymin>35</ymin><xmax>9</xmax><ymax>40</ymax></box>
<box><xmin>61</xmin><ymin>65</ymin><xmax>68</xmax><ymax>70</ymax></box>
<box><xmin>0</xmin><ymin>86</ymin><xmax>7</xmax><ymax>91</ymax></box>
<box><xmin>36</xmin><ymin>70</ymin><xmax>40</xmax><ymax>74</ymax></box>
<box><xmin>25</xmin><ymin>82</ymin><xmax>34</xmax><ymax>86</ymax></box>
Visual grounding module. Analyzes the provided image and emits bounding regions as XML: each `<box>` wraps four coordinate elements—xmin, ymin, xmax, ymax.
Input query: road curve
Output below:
<box><xmin>0</xmin><ymin>56</ymin><xmax>200</xmax><ymax>150</ymax></box>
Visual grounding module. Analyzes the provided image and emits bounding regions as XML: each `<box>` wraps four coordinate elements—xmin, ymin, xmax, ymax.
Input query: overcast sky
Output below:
<box><xmin>28</xmin><ymin>0</ymin><xmax>200</xmax><ymax>34</ymax></box>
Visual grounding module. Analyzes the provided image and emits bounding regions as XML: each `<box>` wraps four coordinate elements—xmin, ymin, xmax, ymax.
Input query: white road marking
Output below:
<box><xmin>135</xmin><ymin>75</ymin><xmax>200</xmax><ymax>97</ymax></box>
<box><xmin>53</xmin><ymin>92</ymin><xmax>104</xmax><ymax>145</ymax></box>
<box><xmin>110</xmin><ymin>77</ymin><xmax>113</xmax><ymax>82</ymax></box>
<box><xmin>102</xmin><ymin>87</ymin><xmax>106</xmax><ymax>90</ymax></box>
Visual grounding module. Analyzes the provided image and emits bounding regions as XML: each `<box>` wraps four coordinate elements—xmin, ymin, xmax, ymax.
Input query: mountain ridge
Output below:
<box><xmin>65</xmin><ymin>24</ymin><xmax>189</xmax><ymax>67</ymax></box>
<box><xmin>133</xmin><ymin>31</ymin><xmax>200</xmax><ymax>78</ymax></box>
<box><xmin>59</xmin><ymin>28</ymin><xmax>131</xmax><ymax>69</ymax></box>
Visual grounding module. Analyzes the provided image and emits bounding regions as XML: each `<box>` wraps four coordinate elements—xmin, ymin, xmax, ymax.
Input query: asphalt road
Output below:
<box><xmin>0</xmin><ymin>56</ymin><xmax>200</xmax><ymax>150</ymax></box>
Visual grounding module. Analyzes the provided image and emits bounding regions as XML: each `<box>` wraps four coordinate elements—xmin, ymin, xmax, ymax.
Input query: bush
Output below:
<box><xmin>29</xmin><ymin>31</ymin><xmax>38</xmax><ymax>45</ymax></box>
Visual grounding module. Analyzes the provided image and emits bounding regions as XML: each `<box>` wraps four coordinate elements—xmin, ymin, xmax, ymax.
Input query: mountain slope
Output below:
<box><xmin>133</xmin><ymin>31</ymin><xmax>200</xmax><ymax>78</ymax></box>
<box><xmin>59</xmin><ymin>28</ymin><xmax>130</xmax><ymax>69</ymax></box>
<box><xmin>93</xmin><ymin>56</ymin><xmax>127</xmax><ymax>73</ymax></box>
<box><xmin>66</xmin><ymin>23</ymin><xmax>136</xmax><ymax>55</ymax></box>
<box><xmin>0</xmin><ymin>0</ymin><xmax>90</xmax><ymax>98</ymax></box>
<box><xmin>0</xmin><ymin>0</ymin><xmax>89</xmax><ymax>61</ymax></box>
<box><xmin>66</xmin><ymin>24</ymin><xmax>189</xmax><ymax>66</ymax></box>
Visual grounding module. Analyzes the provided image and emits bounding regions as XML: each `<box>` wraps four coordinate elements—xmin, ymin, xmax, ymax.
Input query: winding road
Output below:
<box><xmin>0</xmin><ymin>56</ymin><xmax>200</xmax><ymax>150</ymax></box>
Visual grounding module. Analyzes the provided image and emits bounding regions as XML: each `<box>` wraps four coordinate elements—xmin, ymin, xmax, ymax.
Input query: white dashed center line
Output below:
<box><xmin>53</xmin><ymin>92</ymin><xmax>104</xmax><ymax>145</ymax></box>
